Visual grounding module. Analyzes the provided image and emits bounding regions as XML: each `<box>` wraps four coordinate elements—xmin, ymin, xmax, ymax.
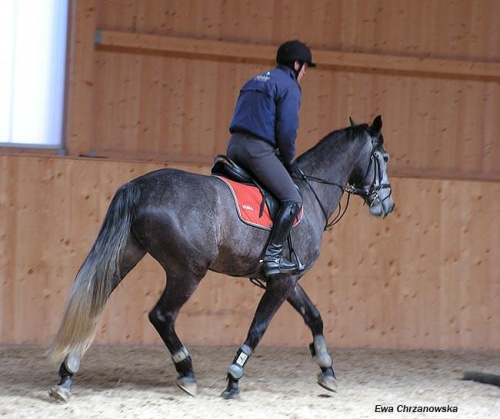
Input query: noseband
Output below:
<box><xmin>297</xmin><ymin>148</ymin><xmax>392</xmax><ymax>231</ymax></box>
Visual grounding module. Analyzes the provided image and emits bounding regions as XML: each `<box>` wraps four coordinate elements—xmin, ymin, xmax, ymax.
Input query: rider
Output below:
<box><xmin>227</xmin><ymin>40</ymin><xmax>316</xmax><ymax>276</ymax></box>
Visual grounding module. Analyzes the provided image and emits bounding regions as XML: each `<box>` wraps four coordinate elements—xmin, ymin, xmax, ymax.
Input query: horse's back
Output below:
<box><xmin>128</xmin><ymin>169</ymin><xmax>226</xmax><ymax>269</ymax></box>
<box><xmin>134</xmin><ymin>168</ymin><xmax>219</xmax><ymax>203</ymax></box>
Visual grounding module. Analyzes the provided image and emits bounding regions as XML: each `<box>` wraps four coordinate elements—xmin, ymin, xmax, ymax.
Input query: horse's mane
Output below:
<box><xmin>297</xmin><ymin>124</ymin><xmax>369</xmax><ymax>163</ymax></box>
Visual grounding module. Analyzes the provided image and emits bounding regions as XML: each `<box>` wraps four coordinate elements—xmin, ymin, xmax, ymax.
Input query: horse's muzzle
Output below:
<box><xmin>368</xmin><ymin>193</ymin><xmax>395</xmax><ymax>219</ymax></box>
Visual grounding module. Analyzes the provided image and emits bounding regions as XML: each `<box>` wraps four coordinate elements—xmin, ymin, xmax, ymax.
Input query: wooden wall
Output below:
<box><xmin>0</xmin><ymin>156</ymin><xmax>499</xmax><ymax>349</ymax></box>
<box><xmin>64</xmin><ymin>0</ymin><xmax>500</xmax><ymax>180</ymax></box>
<box><xmin>1</xmin><ymin>0</ymin><xmax>499</xmax><ymax>350</ymax></box>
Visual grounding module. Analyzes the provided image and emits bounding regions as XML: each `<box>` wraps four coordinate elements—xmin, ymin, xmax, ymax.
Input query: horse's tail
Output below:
<box><xmin>49</xmin><ymin>181</ymin><xmax>142</xmax><ymax>364</ymax></box>
<box><xmin>463</xmin><ymin>371</ymin><xmax>500</xmax><ymax>387</ymax></box>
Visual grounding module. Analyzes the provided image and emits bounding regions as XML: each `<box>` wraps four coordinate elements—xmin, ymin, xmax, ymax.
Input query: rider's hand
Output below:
<box><xmin>285</xmin><ymin>161</ymin><xmax>301</xmax><ymax>177</ymax></box>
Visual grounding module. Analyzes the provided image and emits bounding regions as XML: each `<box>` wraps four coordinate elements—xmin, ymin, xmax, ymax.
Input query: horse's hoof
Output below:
<box><xmin>317</xmin><ymin>372</ymin><xmax>338</xmax><ymax>392</ymax></box>
<box><xmin>49</xmin><ymin>385</ymin><xmax>71</xmax><ymax>403</ymax></box>
<box><xmin>175</xmin><ymin>376</ymin><xmax>197</xmax><ymax>397</ymax></box>
<box><xmin>221</xmin><ymin>387</ymin><xmax>240</xmax><ymax>400</ymax></box>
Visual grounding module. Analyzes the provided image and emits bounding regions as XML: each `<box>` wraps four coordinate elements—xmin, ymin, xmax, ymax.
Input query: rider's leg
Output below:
<box><xmin>261</xmin><ymin>201</ymin><xmax>301</xmax><ymax>276</ymax></box>
<box><xmin>227</xmin><ymin>133</ymin><xmax>303</xmax><ymax>276</ymax></box>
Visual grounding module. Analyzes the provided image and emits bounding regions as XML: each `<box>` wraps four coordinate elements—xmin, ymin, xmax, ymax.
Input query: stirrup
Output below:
<box><xmin>262</xmin><ymin>257</ymin><xmax>301</xmax><ymax>277</ymax></box>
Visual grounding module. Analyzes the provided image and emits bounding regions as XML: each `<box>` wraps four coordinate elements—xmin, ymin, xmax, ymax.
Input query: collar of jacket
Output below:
<box><xmin>276</xmin><ymin>64</ymin><xmax>298</xmax><ymax>82</ymax></box>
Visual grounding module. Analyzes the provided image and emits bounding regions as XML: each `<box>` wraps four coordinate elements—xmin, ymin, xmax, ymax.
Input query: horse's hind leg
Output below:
<box><xmin>287</xmin><ymin>284</ymin><xmax>337</xmax><ymax>392</ymax></box>
<box><xmin>49</xmin><ymin>236</ymin><xmax>146</xmax><ymax>403</ymax></box>
<box><xmin>48</xmin><ymin>358</ymin><xmax>77</xmax><ymax>402</ymax></box>
<box><xmin>148</xmin><ymin>271</ymin><xmax>203</xmax><ymax>397</ymax></box>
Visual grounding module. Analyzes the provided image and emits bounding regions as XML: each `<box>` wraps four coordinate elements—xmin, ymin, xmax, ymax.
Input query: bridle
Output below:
<box><xmin>296</xmin><ymin>146</ymin><xmax>392</xmax><ymax>231</ymax></box>
<box><xmin>345</xmin><ymin>149</ymin><xmax>392</xmax><ymax>209</ymax></box>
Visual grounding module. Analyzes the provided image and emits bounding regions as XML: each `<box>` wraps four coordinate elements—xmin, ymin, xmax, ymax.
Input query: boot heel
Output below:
<box><xmin>263</xmin><ymin>258</ymin><xmax>299</xmax><ymax>277</ymax></box>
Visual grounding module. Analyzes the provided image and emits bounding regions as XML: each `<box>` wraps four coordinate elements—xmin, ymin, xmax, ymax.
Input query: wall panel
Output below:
<box><xmin>91</xmin><ymin>55</ymin><xmax>500</xmax><ymax>177</ymax></box>
<box><xmin>77</xmin><ymin>0</ymin><xmax>500</xmax><ymax>180</ymax></box>
<box><xmin>1</xmin><ymin>0</ymin><xmax>499</xmax><ymax>351</ymax></box>
<box><xmin>0</xmin><ymin>156</ymin><xmax>498</xmax><ymax>349</ymax></box>
<box><xmin>94</xmin><ymin>0</ymin><xmax>500</xmax><ymax>60</ymax></box>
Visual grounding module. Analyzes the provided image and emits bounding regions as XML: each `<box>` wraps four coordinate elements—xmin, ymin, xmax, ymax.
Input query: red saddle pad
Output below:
<box><xmin>216</xmin><ymin>176</ymin><xmax>302</xmax><ymax>230</ymax></box>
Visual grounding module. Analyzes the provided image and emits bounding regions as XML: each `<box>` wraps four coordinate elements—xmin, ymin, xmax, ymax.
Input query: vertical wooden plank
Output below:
<box><xmin>136</xmin><ymin>0</ymin><xmax>163</xmax><ymax>155</ymax></box>
<box><xmin>186</xmin><ymin>0</ymin><xmax>202</xmax><ymax>38</ymax></box>
<box><xmin>138</xmin><ymin>53</ymin><xmax>162</xmax><ymax>154</ymax></box>
<box><xmin>395</xmin><ymin>180</ymin><xmax>424</xmax><ymax>347</ymax></box>
<box><xmin>13</xmin><ymin>159</ymin><xmax>36</xmax><ymax>342</ymax></box>
<box><xmin>482</xmin><ymin>82</ymin><xmax>500</xmax><ymax>176</ymax></box>
<box><xmin>305</xmin><ymin>0</ymin><xmax>326</xmax><ymax>48</ymax></box>
<box><xmin>457</xmin><ymin>181</ymin><xmax>475</xmax><ymax>348</ymax></box>
<box><xmin>459</xmin><ymin>181</ymin><xmax>499</xmax><ymax>348</ymax></box>
<box><xmin>213</xmin><ymin>61</ymin><xmax>236</xmax><ymax>156</ymax></box>
<box><xmin>0</xmin><ymin>157</ymin><xmax>17</xmax><ymax>342</ymax></box>
<box><xmin>37</xmin><ymin>159</ymin><xmax>66</xmax><ymax>343</ymax></box>
<box><xmin>65</xmin><ymin>0</ymin><xmax>97</xmax><ymax>156</ymax></box>
<box><xmin>270</xmin><ymin>0</ymin><xmax>283</xmax><ymax>43</ymax></box>
<box><xmin>458</xmin><ymin>81</ymin><xmax>486</xmax><ymax>173</ymax></box>
<box><xmin>180</xmin><ymin>60</ymin><xmax>197</xmax><ymax>158</ymax></box>
<box><xmin>338</xmin><ymin>0</ymin><xmax>355</xmax><ymax>51</ymax></box>
<box><xmin>200</xmin><ymin>0</ymin><xmax>222</xmax><ymax>40</ymax></box>
<box><xmin>164</xmin><ymin>58</ymin><xmax>187</xmax><ymax>157</ymax></box>
<box><xmin>485</xmin><ymin>182</ymin><xmax>500</xmax><ymax>348</ymax></box>
<box><xmin>437</xmin><ymin>181</ymin><xmax>460</xmax><ymax>348</ymax></box>
<box><xmin>219</xmin><ymin>0</ymin><xmax>240</xmax><ymax>41</ymax></box>
<box><xmin>473</xmin><ymin>182</ymin><xmax>498</xmax><ymax>349</ymax></box>
<box><xmin>438</xmin><ymin>79</ymin><xmax>462</xmax><ymax>172</ymax></box>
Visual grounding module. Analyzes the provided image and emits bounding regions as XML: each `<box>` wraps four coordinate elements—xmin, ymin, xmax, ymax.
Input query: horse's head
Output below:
<box><xmin>348</xmin><ymin>115</ymin><xmax>395</xmax><ymax>219</ymax></box>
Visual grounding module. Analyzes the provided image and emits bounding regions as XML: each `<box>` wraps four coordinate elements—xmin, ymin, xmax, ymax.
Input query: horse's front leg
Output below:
<box><xmin>287</xmin><ymin>283</ymin><xmax>337</xmax><ymax>392</ymax></box>
<box><xmin>222</xmin><ymin>275</ymin><xmax>296</xmax><ymax>399</ymax></box>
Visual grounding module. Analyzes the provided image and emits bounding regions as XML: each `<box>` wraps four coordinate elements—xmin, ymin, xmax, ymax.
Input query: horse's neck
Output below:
<box><xmin>299</xmin><ymin>135</ymin><xmax>365</xmax><ymax>226</ymax></box>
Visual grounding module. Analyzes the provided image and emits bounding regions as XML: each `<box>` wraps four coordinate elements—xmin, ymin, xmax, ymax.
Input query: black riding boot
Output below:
<box><xmin>262</xmin><ymin>202</ymin><xmax>302</xmax><ymax>276</ymax></box>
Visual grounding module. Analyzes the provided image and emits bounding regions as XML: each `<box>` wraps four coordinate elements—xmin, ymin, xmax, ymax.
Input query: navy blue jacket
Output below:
<box><xmin>229</xmin><ymin>65</ymin><xmax>301</xmax><ymax>165</ymax></box>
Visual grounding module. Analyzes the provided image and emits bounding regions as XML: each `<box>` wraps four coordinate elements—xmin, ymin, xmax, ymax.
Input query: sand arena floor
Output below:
<box><xmin>0</xmin><ymin>345</ymin><xmax>499</xmax><ymax>418</ymax></box>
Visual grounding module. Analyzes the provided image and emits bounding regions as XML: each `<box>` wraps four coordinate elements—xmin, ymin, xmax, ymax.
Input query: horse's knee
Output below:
<box><xmin>148</xmin><ymin>308</ymin><xmax>160</xmax><ymax>326</ymax></box>
<box><xmin>149</xmin><ymin>307</ymin><xmax>172</xmax><ymax>329</ymax></box>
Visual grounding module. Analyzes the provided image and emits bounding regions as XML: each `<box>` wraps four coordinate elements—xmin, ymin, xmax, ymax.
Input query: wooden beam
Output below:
<box><xmin>76</xmin><ymin>146</ymin><xmax>500</xmax><ymax>183</ymax></box>
<box><xmin>95</xmin><ymin>30</ymin><xmax>500</xmax><ymax>80</ymax></box>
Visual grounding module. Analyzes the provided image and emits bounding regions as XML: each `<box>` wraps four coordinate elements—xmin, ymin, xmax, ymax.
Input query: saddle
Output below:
<box><xmin>211</xmin><ymin>155</ymin><xmax>304</xmax><ymax>281</ymax></box>
<box><xmin>211</xmin><ymin>155</ymin><xmax>281</xmax><ymax>223</ymax></box>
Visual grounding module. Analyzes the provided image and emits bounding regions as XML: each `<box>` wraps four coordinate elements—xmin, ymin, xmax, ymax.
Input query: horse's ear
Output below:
<box><xmin>370</xmin><ymin>115</ymin><xmax>382</xmax><ymax>136</ymax></box>
<box><xmin>349</xmin><ymin>116</ymin><xmax>358</xmax><ymax>126</ymax></box>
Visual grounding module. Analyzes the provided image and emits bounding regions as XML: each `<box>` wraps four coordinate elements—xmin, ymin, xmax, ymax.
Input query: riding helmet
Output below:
<box><xmin>276</xmin><ymin>40</ymin><xmax>317</xmax><ymax>67</ymax></box>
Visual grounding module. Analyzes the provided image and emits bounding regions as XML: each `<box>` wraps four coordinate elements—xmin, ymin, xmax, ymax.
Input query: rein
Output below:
<box><xmin>296</xmin><ymin>169</ymin><xmax>349</xmax><ymax>231</ymax></box>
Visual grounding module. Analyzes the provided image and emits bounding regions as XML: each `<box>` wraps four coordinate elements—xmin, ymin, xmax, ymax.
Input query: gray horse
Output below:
<box><xmin>49</xmin><ymin>115</ymin><xmax>395</xmax><ymax>402</ymax></box>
